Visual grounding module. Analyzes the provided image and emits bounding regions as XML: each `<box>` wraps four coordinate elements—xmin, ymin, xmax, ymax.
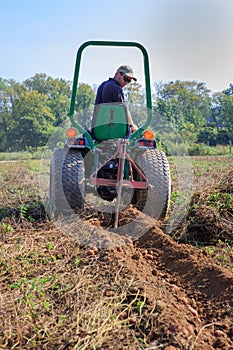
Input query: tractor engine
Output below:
<box><xmin>97</xmin><ymin>159</ymin><xmax>118</xmax><ymax>201</ymax></box>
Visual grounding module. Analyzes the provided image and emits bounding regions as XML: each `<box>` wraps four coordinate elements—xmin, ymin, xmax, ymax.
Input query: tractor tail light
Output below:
<box><xmin>66</xmin><ymin>127</ymin><xmax>77</xmax><ymax>138</ymax></box>
<box><xmin>66</xmin><ymin>137</ymin><xmax>86</xmax><ymax>148</ymax></box>
<box><xmin>143</xmin><ymin>129</ymin><xmax>155</xmax><ymax>140</ymax></box>
<box><xmin>78</xmin><ymin>139</ymin><xmax>85</xmax><ymax>145</ymax></box>
<box><xmin>137</xmin><ymin>139</ymin><xmax>156</xmax><ymax>149</ymax></box>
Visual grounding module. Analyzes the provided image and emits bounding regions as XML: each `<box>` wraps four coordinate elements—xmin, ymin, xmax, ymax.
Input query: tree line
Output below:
<box><xmin>0</xmin><ymin>73</ymin><xmax>232</xmax><ymax>152</ymax></box>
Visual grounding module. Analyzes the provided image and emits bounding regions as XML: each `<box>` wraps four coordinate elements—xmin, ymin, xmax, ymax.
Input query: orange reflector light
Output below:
<box><xmin>66</xmin><ymin>128</ymin><xmax>77</xmax><ymax>138</ymax></box>
<box><xmin>143</xmin><ymin>129</ymin><xmax>155</xmax><ymax>140</ymax></box>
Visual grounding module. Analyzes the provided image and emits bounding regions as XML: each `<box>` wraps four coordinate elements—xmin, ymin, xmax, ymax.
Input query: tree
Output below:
<box><xmin>0</xmin><ymin>79</ymin><xmax>9</xmax><ymax>151</ymax></box>
<box><xmin>23</xmin><ymin>73</ymin><xmax>71</xmax><ymax>125</ymax></box>
<box><xmin>0</xmin><ymin>74</ymin><xmax>71</xmax><ymax>151</ymax></box>
<box><xmin>123</xmin><ymin>82</ymin><xmax>146</xmax><ymax>126</ymax></box>
<box><xmin>197</xmin><ymin>127</ymin><xmax>218</xmax><ymax>146</ymax></box>
<box><xmin>222</xmin><ymin>83</ymin><xmax>233</xmax><ymax>96</ymax></box>
<box><xmin>75</xmin><ymin>83</ymin><xmax>95</xmax><ymax>129</ymax></box>
<box><xmin>9</xmin><ymin>90</ymin><xmax>55</xmax><ymax>150</ymax></box>
<box><xmin>211</xmin><ymin>91</ymin><xmax>233</xmax><ymax>142</ymax></box>
<box><xmin>219</xmin><ymin>94</ymin><xmax>233</xmax><ymax>136</ymax></box>
<box><xmin>0</xmin><ymin>79</ymin><xmax>25</xmax><ymax>151</ymax></box>
<box><xmin>153</xmin><ymin>80</ymin><xmax>212</xmax><ymax>142</ymax></box>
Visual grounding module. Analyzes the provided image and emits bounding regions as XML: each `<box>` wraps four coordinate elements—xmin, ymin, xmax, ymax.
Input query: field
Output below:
<box><xmin>0</xmin><ymin>156</ymin><xmax>232</xmax><ymax>350</ymax></box>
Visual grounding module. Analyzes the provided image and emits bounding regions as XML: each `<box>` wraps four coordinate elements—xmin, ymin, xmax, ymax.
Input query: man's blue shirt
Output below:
<box><xmin>95</xmin><ymin>78</ymin><xmax>125</xmax><ymax>105</ymax></box>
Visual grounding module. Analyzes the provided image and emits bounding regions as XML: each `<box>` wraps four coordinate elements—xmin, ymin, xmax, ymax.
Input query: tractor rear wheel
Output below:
<box><xmin>50</xmin><ymin>148</ymin><xmax>85</xmax><ymax>219</ymax></box>
<box><xmin>132</xmin><ymin>149</ymin><xmax>171</xmax><ymax>220</ymax></box>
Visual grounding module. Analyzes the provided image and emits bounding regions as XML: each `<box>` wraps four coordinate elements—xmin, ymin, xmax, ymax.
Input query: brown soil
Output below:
<box><xmin>1</xmin><ymin>205</ymin><xmax>232</xmax><ymax>350</ymax></box>
<box><xmin>0</xmin><ymin>162</ymin><xmax>232</xmax><ymax>349</ymax></box>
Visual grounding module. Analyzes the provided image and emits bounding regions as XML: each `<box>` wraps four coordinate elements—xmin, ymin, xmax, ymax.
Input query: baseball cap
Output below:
<box><xmin>117</xmin><ymin>65</ymin><xmax>137</xmax><ymax>81</ymax></box>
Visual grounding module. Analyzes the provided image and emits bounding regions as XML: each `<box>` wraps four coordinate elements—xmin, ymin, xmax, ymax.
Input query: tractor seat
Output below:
<box><xmin>91</xmin><ymin>103</ymin><xmax>130</xmax><ymax>141</ymax></box>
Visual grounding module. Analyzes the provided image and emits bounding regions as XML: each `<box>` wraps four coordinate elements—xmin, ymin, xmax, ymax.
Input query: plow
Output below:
<box><xmin>49</xmin><ymin>41</ymin><xmax>171</xmax><ymax>228</ymax></box>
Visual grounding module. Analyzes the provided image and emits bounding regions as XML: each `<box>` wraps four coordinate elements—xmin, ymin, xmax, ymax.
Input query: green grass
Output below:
<box><xmin>0</xmin><ymin>147</ymin><xmax>52</xmax><ymax>161</ymax></box>
<box><xmin>0</xmin><ymin>161</ymin><xmax>45</xmax><ymax>221</ymax></box>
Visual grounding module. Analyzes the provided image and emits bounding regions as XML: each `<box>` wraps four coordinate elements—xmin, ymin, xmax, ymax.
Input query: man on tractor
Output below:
<box><xmin>94</xmin><ymin>65</ymin><xmax>138</xmax><ymax>132</ymax></box>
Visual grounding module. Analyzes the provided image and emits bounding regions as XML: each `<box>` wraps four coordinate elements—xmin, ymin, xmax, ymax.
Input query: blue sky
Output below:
<box><xmin>1</xmin><ymin>0</ymin><xmax>233</xmax><ymax>92</ymax></box>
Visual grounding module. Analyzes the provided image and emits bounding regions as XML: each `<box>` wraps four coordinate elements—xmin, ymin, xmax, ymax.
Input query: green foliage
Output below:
<box><xmin>19</xmin><ymin>204</ymin><xmax>28</xmax><ymax>219</ymax></box>
<box><xmin>197</xmin><ymin>127</ymin><xmax>219</xmax><ymax>146</ymax></box>
<box><xmin>0</xmin><ymin>74</ymin><xmax>232</xmax><ymax>153</ymax></box>
<box><xmin>75</xmin><ymin>83</ymin><xmax>95</xmax><ymax>129</ymax></box>
<box><xmin>153</xmin><ymin>81</ymin><xmax>233</xmax><ymax>153</ymax></box>
<box><xmin>124</xmin><ymin>82</ymin><xmax>146</xmax><ymax>125</ymax></box>
<box><xmin>222</xmin><ymin>83</ymin><xmax>233</xmax><ymax>96</ymax></box>
<box><xmin>188</xmin><ymin>143</ymin><xmax>230</xmax><ymax>156</ymax></box>
<box><xmin>76</xmin><ymin>83</ymin><xmax>95</xmax><ymax>111</ymax></box>
<box><xmin>0</xmin><ymin>74</ymin><xmax>71</xmax><ymax>151</ymax></box>
<box><xmin>206</xmin><ymin>193</ymin><xmax>233</xmax><ymax>211</ymax></box>
<box><xmin>219</xmin><ymin>94</ymin><xmax>233</xmax><ymax>135</ymax></box>
<box><xmin>11</xmin><ymin>90</ymin><xmax>55</xmax><ymax>149</ymax></box>
<box><xmin>0</xmin><ymin>222</ymin><xmax>14</xmax><ymax>239</ymax></box>
<box><xmin>153</xmin><ymin>80</ymin><xmax>211</xmax><ymax>139</ymax></box>
<box><xmin>23</xmin><ymin>73</ymin><xmax>71</xmax><ymax>125</ymax></box>
<box><xmin>46</xmin><ymin>242</ymin><xmax>54</xmax><ymax>251</ymax></box>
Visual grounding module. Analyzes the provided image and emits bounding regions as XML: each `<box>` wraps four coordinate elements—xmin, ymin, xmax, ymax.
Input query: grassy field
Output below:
<box><xmin>0</xmin><ymin>155</ymin><xmax>232</xmax><ymax>257</ymax></box>
<box><xmin>0</xmin><ymin>155</ymin><xmax>232</xmax><ymax>349</ymax></box>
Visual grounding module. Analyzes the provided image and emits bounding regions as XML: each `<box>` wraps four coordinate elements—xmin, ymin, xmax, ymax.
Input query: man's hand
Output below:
<box><xmin>131</xmin><ymin>124</ymin><xmax>138</xmax><ymax>132</ymax></box>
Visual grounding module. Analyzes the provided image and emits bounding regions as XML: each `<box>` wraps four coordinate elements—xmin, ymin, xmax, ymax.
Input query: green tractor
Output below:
<box><xmin>49</xmin><ymin>41</ymin><xmax>171</xmax><ymax>228</ymax></box>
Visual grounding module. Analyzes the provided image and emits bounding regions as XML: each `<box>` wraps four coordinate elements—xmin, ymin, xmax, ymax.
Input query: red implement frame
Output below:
<box><xmin>90</xmin><ymin>139</ymin><xmax>148</xmax><ymax>227</ymax></box>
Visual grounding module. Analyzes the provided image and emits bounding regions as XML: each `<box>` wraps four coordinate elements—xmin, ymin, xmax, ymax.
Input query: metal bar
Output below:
<box><xmin>69</xmin><ymin>41</ymin><xmax>153</xmax><ymax>149</ymax></box>
<box><xmin>114</xmin><ymin>140</ymin><xmax>126</xmax><ymax>228</ymax></box>
<box><xmin>124</xmin><ymin>152</ymin><xmax>147</xmax><ymax>181</ymax></box>
<box><xmin>90</xmin><ymin>178</ymin><xmax>148</xmax><ymax>189</ymax></box>
<box><xmin>89</xmin><ymin>148</ymin><xmax>148</xmax><ymax>188</ymax></box>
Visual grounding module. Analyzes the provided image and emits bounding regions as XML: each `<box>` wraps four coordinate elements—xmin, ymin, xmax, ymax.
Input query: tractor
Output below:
<box><xmin>49</xmin><ymin>41</ymin><xmax>171</xmax><ymax>228</ymax></box>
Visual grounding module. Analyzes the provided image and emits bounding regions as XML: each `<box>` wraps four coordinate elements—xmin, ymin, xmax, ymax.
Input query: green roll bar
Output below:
<box><xmin>69</xmin><ymin>41</ymin><xmax>152</xmax><ymax>148</ymax></box>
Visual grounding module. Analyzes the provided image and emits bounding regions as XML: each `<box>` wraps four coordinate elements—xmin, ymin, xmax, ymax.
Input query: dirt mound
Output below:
<box><xmin>0</xmin><ymin>163</ymin><xmax>233</xmax><ymax>349</ymax></box>
<box><xmin>1</xmin><ymin>216</ymin><xmax>232</xmax><ymax>349</ymax></box>
<box><xmin>110</xmin><ymin>225</ymin><xmax>233</xmax><ymax>349</ymax></box>
<box><xmin>175</xmin><ymin>169</ymin><xmax>233</xmax><ymax>245</ymax></box>
<box><xmin>136</xmin><ymin>226</ymin><xmax>233</xmax><ymax>309</ymax></box>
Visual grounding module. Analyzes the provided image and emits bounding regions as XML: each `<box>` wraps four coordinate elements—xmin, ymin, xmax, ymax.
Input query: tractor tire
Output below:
<box><xmin>132</xmin><ymin>149</ymin><xmax>171</xmax><ymax>220</ymax></box>
<box><xmin>49</xmin><ymin>148</ymin><xmax>85</xmax><ymax>219</ymax></box>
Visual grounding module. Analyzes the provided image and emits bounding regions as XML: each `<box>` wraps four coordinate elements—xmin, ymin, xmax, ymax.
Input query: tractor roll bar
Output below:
<box><xmin>69</xmin><ymin>41</ymin><xmax>153</xmax><ymax>147</ymax></box>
